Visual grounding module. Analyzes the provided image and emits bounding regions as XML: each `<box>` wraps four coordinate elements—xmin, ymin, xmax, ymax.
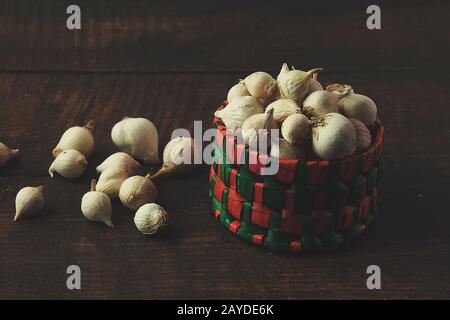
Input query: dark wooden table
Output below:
<box><xmin>0</xmin><ymin>1</ymin><xmax>449</xmax><ymax>299</ymax></box>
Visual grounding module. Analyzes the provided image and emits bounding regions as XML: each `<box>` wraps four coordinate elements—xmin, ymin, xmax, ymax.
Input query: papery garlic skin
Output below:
<box><xmin>326</xmin><ymin>84</ymin><xmax>378</xmax><ymax>126</ymax></box>
<box><xmin>303</xmin><ymin>90</ymin><xmax>339</xmax><ymax>118</ymax></box>
<box><xmin>270</xmin><ymin>139</ymin><xmax>305</xmax><ymax>160</ymax></box>
<box><xmin>49</xmin><ymin>149</ymin><xmax>88</xmax><ymax>179</ymax></box>
<box><xmin>349</xmin><ymin>118</ymin><xmax>372</xmax><ymax>151</ymax></box>
<box><xmin>214</xmin><ymin>96</ymin><xmax>264</xmax><ymax>129</ymax></box>
<box><xmin>308</xmin><ymin>74</ymin><xmax>323</xmax><ymax>93</ymax></box>
<box><xmin>52</xmin><ymin>121</ymin><xmax>95</xmax><ymax>157</ymax></box>
<box><xmin>277</xmin><ymin>64</ymin><xmax>323</xmax><ymax>103</ymax></box>
<box><xmin>0</xmin><ymin>143</ymin><xmax>19</xmax><ymax>168</ymax></box>
<box><xmin>227</xmin><ymin>83</ymin><xmax>250</xmax><ymax>102</ymax></box>
<box><xmin>96</xmin><ymin>152</ymin><xmax>140</xmax><ymax>175</ymax></box>
<box><xmin>265</xmin><ymin>99</ymin><xmax>301</xmax><ymax>125</ymax></box>
<box><xmin>119</xmin><ymin>174</ymin><xmax>157</xmax><ymax>211</ymax></box>
<box><xmin>242</xmin><ymin>111</ymin><xmax>278</xmax><ymax>150</ymax></box>
<box><xmin>81</xmin><ymin>180</ymin><xmax>113</xmax><ymax>228</ymax></box>
<box><xmin>243</xmin><ymin>72</ymin><xmax>277</xmax><ymax>99</ymax></box>
<box><xmin>281</xmin><ymin>113</ymin><xmax>311</xmax><ymax>145</ymax></box>
<box><xmin>111</xmin><ymin>117</ymin><xmax>159</xmax><ymax>164</ymax></box>
<box><xmin>96</xmin><ymin>167</ymin><xmax>129</xmax><ymax>200</ymax></box>
<box><xmin>312</xmin><ymin>113</ymin><xmax>356</xmax><ymax>160</ymax></box>
<box><xmin>134</xmin><ymin>203</ymin><xmax>168</xmax><ymax>235</ymax></box>
<box><xmin>14</xmin><ymin>186</ymin><xmax>45</xmax><ymax>221</ymax></box>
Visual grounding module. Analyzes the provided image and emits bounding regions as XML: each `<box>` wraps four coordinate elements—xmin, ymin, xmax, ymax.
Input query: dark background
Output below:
<box><xmin>0</xmin><ymin>0</ymin><xmax>449</xmax><ymax>299</ymax></box>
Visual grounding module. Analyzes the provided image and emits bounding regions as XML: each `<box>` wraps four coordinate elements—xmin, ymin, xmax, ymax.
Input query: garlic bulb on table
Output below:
<box><xmin>151</xmin><ymin>137</ymin><xmax>199</xmax><ymax>181</ymax></box>
<box><xmin>52</xmin><ymin>120</ymin><xmax>95</xmax><ymax>157</ymax></box>
<box><xmin>227</xmin><ymin>83</ymin><xmax>250</xmax><ymax>102</ymax></box>
<box><xmin>96</xmin><ymin>167</ymin><xmax>129</xmax><ymax>200</ymax></box>
<box><xmin>349</xmin><ymin>118</ymin><xmax>372</xmax><ymax>151</ymax></box>
<box><xmin>111</xmin><ymin>117</ymin><xmax>159</xmax><ymax>164</ymax></box>
<box><xmin>81</xmin><ymin>180</ymin><xmax>113</xmax><ymax>228</ymax></box>
<box><xmin>265</xmin><ymin>99</ymin><xmax>301</xmax><ymax>125</ymax></box>
<box><xmin>326</xmin><ymin>84</ymin><xmax>378</xmax><ymax>126</ymax></box>
<box><xmin>96</xmin><ymin>152</ymin><xmax>140</xmax><ymax>175</ymax></box>
<box><xmin>49</xmin><ymin>149</ymin><xmax>88</xmax><ymax>179</ymax></box>
<box><xmin>14</xmin><ymin>186</ymin><xmax>45</xmax><ymax>221</ymax></box>
<box><xmin>270</xmin><ymin>139</ymin><xmax>305</xmax><ymax>160</ymax></box>
<box><xmin>214</xmin><ymin>96</ymin><xmax>264</xmax><ymax>129</ymax></box>
<box><xmin>312</xmin><ymin>113</ymin><xmax>356</xmax><ymax>160</ymax></box>
<box><xmin>134</xmin><ymin>203</ymin><xmax>168</xmax><ymax>235</ymax></box>
<box><xmin>0</xmin><ymin>143</ymin><xmax>19</xmax><ymax>168</ymax></box>
<box><xmin>243</xmin><ymin>71</ymin><xmax>277</xmax><ymax>100</ymax></box>
<box><xmin>302</xmin><ymin>90</ymin><xmax>339</xmax><ymax>118</ymax></box>
<box><xmin>277</xmin><ymin>63</ymin><xmax>323</xmax><ymax>103</ymax></box>
<box><xmin>281</xmin><ymin>113</ymin><xmax>311</xmax><ymax>146</ymax></box>
<box><xmin>242</xmin><ymin>109</ymin><xmax>278</xmax><ymax>150</ymax></box>
<box><xmin>119</xmin><ymin>174</ymin><xmax>157</xmax><ymax>210</ymax></box>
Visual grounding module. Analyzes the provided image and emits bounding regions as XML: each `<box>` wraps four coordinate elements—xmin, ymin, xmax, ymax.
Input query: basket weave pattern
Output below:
<box><xmin>209</xmin><ymin>101</ymin><xmax>384</xmax><ymax>251</ymax></box>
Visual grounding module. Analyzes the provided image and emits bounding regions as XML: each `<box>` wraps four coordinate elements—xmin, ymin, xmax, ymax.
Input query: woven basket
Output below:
<box><xmin>209</xmin><ymin>101</ymin><xmax>384</xmax><ymax>252</ymax></box>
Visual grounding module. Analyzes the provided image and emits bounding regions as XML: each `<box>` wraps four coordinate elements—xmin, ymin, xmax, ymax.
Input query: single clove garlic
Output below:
<box><xmin>14</xmin><ymin>186</ymin><xmax>45</xmax><ymax>221</ymax></box>
<box><xmin>281</xmin><ymin>113</ymin><xmax>311</xmax><ymax>145</ymax></box>
<box><xmin>302</xmin><ymin>90</ymin><xmax>339</xmax><ymax>118</ymax></box>
<box><xmin>242</xmin><ymin>108</ymin><xmax>278</xmax><ymax>150</ymax></box>
<box><xmin>151</xmin><ymin>137</ymin><xmax>199</xmax><ymax>181</ymax></box>
<box><xmin>49</xmin><ymin>149</ymin><xmax>88</xmax><ymax>179</ymax></box>
<box><xmin>277</xmin><ymin>63</ymin><xmax>323</xmax><ymax>103</ymax></box>
<box><xmin>349</xmin><ymin>118</ymin><xmax>372</xmax><ymax>151</ymax></box>
<box><xmin>81</xmin><ymin>180</ymin><xmax>113</xmax><ymax>228</ymax></box>
<box><xmin>52</xmin><ymin>120</ymin><xmax>95</xmax><ymax>157</ymax></box>
<box><xmin>119</xmin><ymin>174</ymin><xmax>157</xmax><ymax>211</ymax></box>
<box><xmin>111</xmin><ymin>117</ymin><xmax>159</xmax><ymax>164</ymax></box>
<box><xmin>265</xmin><ymin>99</ymin><xmax>301</xmax><ymax>125</ymax></box>
<box><xmin>0</xmin><ymin>142</ymin><xmax>19</xmax><ymax>168</ymax></box>
<box><xmin>270</xmin><ymin>139</ymin><xmax>306</xmax><ymax>160</ymax></box>
<box><xmin>214</xmin><ymin>96</ymin><xmax>264</xmax><ymax>129</ymax></box>
<box><xmin>326</xmin><ymin>84</ymin><xmax>378</xmax><ymax>126</ymax></box>
<box><xmin>96</xmin><ymin>167</ymin><xmax>129</xmax><ymax>199</ymax></box>
<box><xmin>242</xmin><ymin>71</ymin><xmax>277</xmax><ymax>99</ymax></box>
<box><xmin>96</xmin><ymin>152</ymin><xmax>140</xmax><ymax>175</ymax></box>
<box><xmin>227</xmin><ymin>82</ymin><xmax>250</xmax><ymax>102</ymax></box>
<box><xmin>134</xmin><ymin>203</ymin><xmax>168</xmax><ymax>235</ymax></box>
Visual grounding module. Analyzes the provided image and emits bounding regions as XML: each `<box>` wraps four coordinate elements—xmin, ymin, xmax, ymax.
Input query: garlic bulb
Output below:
<box><xmin>265</xmin><ymin>99</ymin><xmax>301</xmax><ymax>125</ymax></box>
<box><xmin>119</xmin><ymin>174</ymin><xmax>157</xmax><ymax>210</ymax></box>
<box><xmin>242</xmin><ymin>109</ymin><xmax>278</xmax><ymax>150</ymax></box>
<box><xmin>111</xmin><ymin>117</ymin><xmax>159</xmax><ymax>164</ymax></box>
<box><xmin>214</xmin><ymin>96</ymin><xmax>264</xmax><ymax>129</ymax></box>
<box><xmin>227</xmin><ymin>83</ymin><xmax>250</xmax><ymax>102</ymax></box>
<box><xmin>270</xmin><ymin>139</ymin><xmax>305</xmax><ymax>160</ymax></box>
<box><xmin>326</xmin><ymin>84</ymin><xmax>378</xmax><ymax>126</ymax></box>
<box><xmin>349</xmin><ymin>118</ymin><xmax>372</xmax><ymax>151</ymax></box>
<box><xmin>281</xmin><ymin>113</ymin><xmax>311</xmax><ymax>145</ymax></box>
<box><xmin>243</xmin><ymin>71</ymin><xmax>277</xmax><ymax>99</ymax></box>
<box><xmin>81</xmin><ymin>180</ymin><xmax>113</xmax><ymax>228</ymax></box>
<box><xmin>134</xmin><ymin>203</ymin><xmax>168</xmax><ymax>235</ymax></box>
<box><xmin>14</xmin><ymin>186</ymin><xmax>45</xmax><ymax>221</ymax></box>
<box><xmin>277</xmin><ymin>63</ymin><xmax>323</xmax><ymax>103</ymax></box>
<box><xmin>312</xmin><ymin>113</ymin><xmax>356</xmax><ymax>160</ymax></box>
<box><xmin>52</xmin><ymin>120</ymin><xmax>95</xmax><ymax>157</ymax></box>
<box><xmin>302</xmin><ymin>90</ymin><xmax>339</xmax><ymax>118</ymax></box>
<box><xmin>308</xmin><ymin>74</ymin><xmax>323</xmax><ymax>93</ymax></box>
<box><xmin>49</xmin><ymin>149</ymin><xmax>88</xmax><ymax>179</ymax></box>
<box><xmin>96</xmin><ymin>152</ymin><xmax>140</xmax><ymax>175</ymax></box>
<box><xmin>151</xmin><ymin>137</ymin><xmax>199</xmax><ymax>181</ymax></box>
<box><xmin>96</xmin><ymin>167</ymin><xmax>129</xmax><ymax>200</ymax></box>
<box><xmin>0</xmin><ymin>143</ymin><xmax>19</xmax><ymax>168</ymax></box>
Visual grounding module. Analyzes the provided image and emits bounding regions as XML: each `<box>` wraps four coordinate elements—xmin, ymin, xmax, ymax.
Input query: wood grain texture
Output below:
<box><xmin>0</xmin><ymin>0</ymin><xmax>449</xmax><ymax>72</ymax></box>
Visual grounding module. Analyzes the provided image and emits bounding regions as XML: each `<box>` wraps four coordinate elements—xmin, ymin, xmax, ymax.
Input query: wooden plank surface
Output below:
<box><xmin>0</xmin><ymin>1</ymin><xmax>449</xmax><ymax>299</ymax></box>
<box><xmin>0</xmin><ymin>0</ymin><xmax>449</xmax><ymax>72</ymax></box>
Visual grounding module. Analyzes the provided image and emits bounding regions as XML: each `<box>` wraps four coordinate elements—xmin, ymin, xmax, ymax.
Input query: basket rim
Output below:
<box><xmin>213</xmin><ymin>100</ymin><xmax>384</xmax><ymax>169</ymax></box>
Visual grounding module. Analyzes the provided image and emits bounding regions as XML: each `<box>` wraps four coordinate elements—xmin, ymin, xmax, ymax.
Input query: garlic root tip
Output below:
<box><xmin>52</xmin><ymin>147</ymin><xmax>62</xmax><ymax>157</ymax></box>
<box><xmin>11</xmin><ymin>149</ymin><xmax>20</xmax><ymax>158</ymax></box>
<box><xmin>84</xmin><ymin>120</ymin><xmax>95</xmax><ymax>131</ymax></box>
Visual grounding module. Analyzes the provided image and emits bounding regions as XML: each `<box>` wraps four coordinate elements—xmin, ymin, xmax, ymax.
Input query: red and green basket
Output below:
<box><xmin>209</xmin><ymin>101</ymin><xmax>384</xmax><ymax>252</ymax></box>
